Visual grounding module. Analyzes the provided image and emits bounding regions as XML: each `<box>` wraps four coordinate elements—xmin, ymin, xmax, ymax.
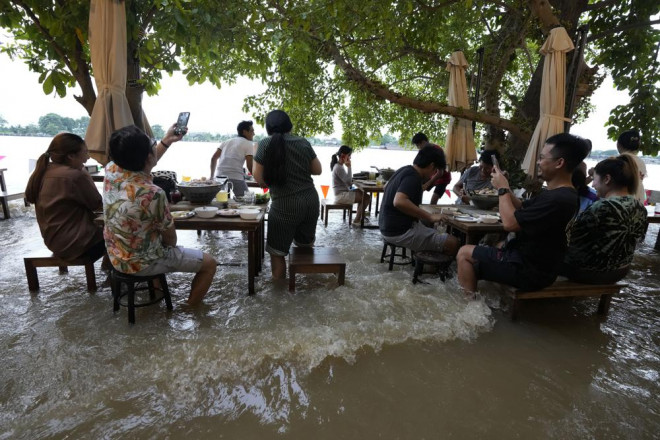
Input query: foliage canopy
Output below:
<box><xmin>0</xmin><ymin>0</ymin><xmax>658</xmax><ymax>155</ymax></box>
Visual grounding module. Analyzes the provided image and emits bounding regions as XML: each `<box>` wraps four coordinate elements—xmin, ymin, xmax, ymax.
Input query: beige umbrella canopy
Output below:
<box><xmin>522</xmin><ymin>27</ymin><xmax>574</xmax><ymax>176</ymax></box>
<box><xmin>444</xmin><ymin>50</ymin><xmax>476</xmax><ymax>172</ymax></box>
<box><xmin>85</xmin><ymin>0</ymin><xmax>145</xmax><ymax>165</ymax></box>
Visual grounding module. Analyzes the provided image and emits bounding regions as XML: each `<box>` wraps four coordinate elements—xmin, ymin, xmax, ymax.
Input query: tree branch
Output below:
<box><xmin>589</xmin><ymin>19</ymin><xmax>660</xmax><ymax>42</ymax></box>
<box><xmin>584</xmin><ymin>0</ymin><xmax>619</xmax><ymax>11</ymax></box>
<box><xmin>324</xmin><ymin>39</ymin><xmax>531</xmax><ymax>140</ymax></box>
<box><xmin>12</xmin><ymin>0</ymin><xmax>74</xmax><ymax>74</ymax></box>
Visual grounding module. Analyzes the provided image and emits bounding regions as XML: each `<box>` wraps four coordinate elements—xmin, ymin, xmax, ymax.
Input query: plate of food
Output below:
<box><xmin>218</xmin><ymin>209</ymin><xmax>240</xmax><ymax>217</ymax></box>
<box><xmin>455</xmin><ymin>215</ymin><xmax>478</xmax><ymax>223</ymax></box>
<box><xmin>241</xmin><ymin>205</ymin><xmax>261</xmax><ymax>210</ymax></box>
<box><xmin>171</xmin><ymin>211</ymin><xmax>195</xmax><ymax>219</ymax></box>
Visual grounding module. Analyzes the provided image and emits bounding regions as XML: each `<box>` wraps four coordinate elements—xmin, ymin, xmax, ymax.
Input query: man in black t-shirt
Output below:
<box><xmin>457</xmin><ymin>133</ymin><xmax>590</xmax><ymax>293</ymax></box>
<box><xmin>379</xmin><ymin>146</ymin><xmax>459</xmax><ymax>256</ymax></box>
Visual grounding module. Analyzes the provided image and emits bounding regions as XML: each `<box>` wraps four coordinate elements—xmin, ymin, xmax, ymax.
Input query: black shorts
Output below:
<box><xmin>472</xmin><ymin>245</ymin><xmax>523</xmax><ymax>287</ymax></box>
<box><xmin>472</xmin><ymin>245</ymin><xmax>554</xmax><ymax>291</ymax></box>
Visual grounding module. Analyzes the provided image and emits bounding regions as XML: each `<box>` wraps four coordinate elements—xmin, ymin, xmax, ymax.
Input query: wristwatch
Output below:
<box><xmin>497</xmin><ymin>187</ymin><xmax>510</xmax><ymax>196</ymax></box>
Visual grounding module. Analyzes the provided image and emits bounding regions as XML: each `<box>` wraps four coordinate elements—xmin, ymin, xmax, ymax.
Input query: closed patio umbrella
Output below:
<box><xmin>85</xmin><ymin>0</ymin><xmax>136</xmax><ymax>165</ymax></box>
<box><xmin>444</xmin><ymin>50</ymin><xmax>476</xmax><ymax>172</ymax></box>
<box><xmin>521</xmin><ymin>27</ymin><xmax>574</xmax><ymax>176</ymax></box>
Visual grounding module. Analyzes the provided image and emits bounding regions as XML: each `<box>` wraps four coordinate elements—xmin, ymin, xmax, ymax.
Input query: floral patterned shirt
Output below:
<box><xmin>103</xmin><ymin>162</ymin><xmax>173</xmax><ymax>273</ymax></box>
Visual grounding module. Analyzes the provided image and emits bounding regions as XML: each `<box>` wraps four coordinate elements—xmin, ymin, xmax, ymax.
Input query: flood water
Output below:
<box><xmin>1</xmin><ymin>137</ymin><xmax>660</xmax><ymax>438</ymax></box>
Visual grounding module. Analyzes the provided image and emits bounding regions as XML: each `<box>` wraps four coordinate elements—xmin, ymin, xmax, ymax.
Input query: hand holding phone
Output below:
<box><xmin>174</xmin><ymin>112</ymin><xmax>190</xmax><ymax>135</ymax></box>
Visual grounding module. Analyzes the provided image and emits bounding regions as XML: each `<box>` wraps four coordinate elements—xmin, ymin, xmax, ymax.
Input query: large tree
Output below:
<box><xmin>238</xmin><ymin>0</ymin><xmax>659</xmax><ymax>156</ymax></box>
<box><xmin>0</xmin><ymin>0</ymin><xmax>263</xmax><ymax>132</ymax></box>
<box><xmin>1</xmin><ymin>0</ymin><xmax>658</xmax><ymax>157</ymax></box>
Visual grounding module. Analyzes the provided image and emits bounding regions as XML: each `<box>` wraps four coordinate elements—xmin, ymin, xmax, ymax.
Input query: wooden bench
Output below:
<box><xmin>320</xmin><ymin>199</ymin><xmax>353</xmax><ymax>227</ymax></box>
<box><xmin>24</xmin><ymin>253</ymin><xmax>101</xmax><ymax>292</ymax></box>
<box><xmin>288</xmin><ymin>247</ymin><xmax>346</xmax><ymax>291</ymax></box>
<box><xmin>503</xmin><ymin>280</ymin><xmax>627</xmax><ymax>321</ymax></box>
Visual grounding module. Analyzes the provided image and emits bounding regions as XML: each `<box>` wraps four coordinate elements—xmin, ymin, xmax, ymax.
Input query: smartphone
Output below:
<box><xmin>174</xmin><ymin>112</ymin><xmax>190</xmax><ymax>135</ymax></box>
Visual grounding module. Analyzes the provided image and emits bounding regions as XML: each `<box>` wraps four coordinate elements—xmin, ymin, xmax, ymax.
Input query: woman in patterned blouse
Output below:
<box><xmin>563</xmin><ymin>154</ymin><xmax>648</xmax><ymax>283</ymax></box>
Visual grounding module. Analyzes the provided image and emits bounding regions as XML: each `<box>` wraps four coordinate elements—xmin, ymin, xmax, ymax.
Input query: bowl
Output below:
<box><xmin>239</xmin><ymin>208</ymin><xmax>260</xmax><ymax>220</ymax></box>
<box><xmin>194</xmin><ymin>206</ymin><xmax>219</xmax><ymax>218</ymax></box>
<box><xmin>379</xmin><ymin>168</ymin><xmax>395</xmax><ymax>180</ymax></box>
<box><xmin>177</xmin><ymin>182</ymin><xmax>222</xmax><ymax>204</ymax></box>
<box><xmin>470</xmin><ymin>194</ymin><xmax>499</xmax><ymax>210</ymax></box>
<box><xmin>479</xmin><ymin>214</ymin><xmax>500</xmax><ymax>224</ymax></box>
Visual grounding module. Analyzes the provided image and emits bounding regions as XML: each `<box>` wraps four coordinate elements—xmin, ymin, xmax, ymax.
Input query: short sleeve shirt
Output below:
<box><xmin>509</xmin><ymin>187</ymin><xmax>578</xmax><ymax>281</ymax></box>
<box><xmin>103</xmin><ymin>162</ymin><xmax>174</xmax><ymax>273</ymax></box>
<box><xmin>378</xmin><ymin>165</ymin><xmax>423</xmax><ymax>236</ymax></box>
<box><xmin>254</xmin><ymin>134</ymin><xmax>317</xmax><ymax>200</ymax></box>
<box><xmin>565</xmin><ymin>195</ymin><xmax>647</xmax><ymax>271</ymax></box>
<box><xmin>215</xmin><ymin>137</ymin><xmax>255</xmax><ymax>180</ymax></box>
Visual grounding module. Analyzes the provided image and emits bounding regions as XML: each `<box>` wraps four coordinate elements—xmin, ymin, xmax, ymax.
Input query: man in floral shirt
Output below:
<box><xmin>103</xmin><ymin>125</ymin><xmax>216</xmax><ymax>305</ymax></box>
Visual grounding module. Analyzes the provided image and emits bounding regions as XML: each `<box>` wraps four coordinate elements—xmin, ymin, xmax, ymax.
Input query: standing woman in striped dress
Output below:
<box><xmin>252</xmin><ymin>110</ymin><xmax>323</xmax><ymax>279</ymax></box>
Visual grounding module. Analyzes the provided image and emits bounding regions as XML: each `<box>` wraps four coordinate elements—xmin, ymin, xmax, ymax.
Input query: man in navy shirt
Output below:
<box><xmin>457</xmin><ymin>133</ymin><xmax>590</xmax><ymax>293</ymax></box>
<box><xmin>379</xmin><ymin>145</ymin><xmax>459</xmax><ymax>256</ymax></box>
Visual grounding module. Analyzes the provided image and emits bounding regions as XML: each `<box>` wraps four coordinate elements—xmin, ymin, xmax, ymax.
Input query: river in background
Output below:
<box><xmin>1</xmin><ymin>136</ymin><xmax>659</xmax><ymax>438</ymax></box>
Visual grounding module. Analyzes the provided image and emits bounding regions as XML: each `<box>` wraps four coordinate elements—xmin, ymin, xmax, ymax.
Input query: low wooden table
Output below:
<box><xmin>288</xmin><ymin>247</ymin><xmax>346</xmax><ymax>292</ymax></box>
<box><xmin>421</xmin><ymin>204</ymin><xmax>504</xmax><ymax>245</ymax></box>
<box><xmin>353</xmin><ymin>180</ymin><xmax>385</xmax><ymax>229</ymax></box>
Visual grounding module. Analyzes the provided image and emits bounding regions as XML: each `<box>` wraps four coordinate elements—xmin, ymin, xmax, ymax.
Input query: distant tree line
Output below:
<box><xmin>0</xmin><ymin>112</ymin><xmax>401</xmax><ymax>147</ymax></box>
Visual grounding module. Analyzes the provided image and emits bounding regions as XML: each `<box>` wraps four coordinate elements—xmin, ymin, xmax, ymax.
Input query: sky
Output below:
<box><xmin>0</xmin><ymin>49</ymin><xmax>630</xmax><ymax>149</ymax></box>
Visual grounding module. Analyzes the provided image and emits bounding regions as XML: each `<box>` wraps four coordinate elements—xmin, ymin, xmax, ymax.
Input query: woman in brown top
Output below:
<box><xmin>25</xmin><ymin>133</ymin><xmax>106</xmax><ymax>261</ymax></box>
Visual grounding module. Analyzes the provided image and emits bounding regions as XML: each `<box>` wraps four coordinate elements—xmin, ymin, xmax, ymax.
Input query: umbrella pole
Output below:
<box><xmin>565</xmin><ymin>26</ymin><xmax>589</xmax><ymax>132</ymax></box>
<box><xmin>472</xmin><ymin>47</ymin><xmax>485</xmax><ymax>133</ymax></box>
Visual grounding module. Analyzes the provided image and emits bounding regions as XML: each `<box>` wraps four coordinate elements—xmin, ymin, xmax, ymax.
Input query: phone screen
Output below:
<box><xmin>176</xmin><ymin>112</ymin><xmax>190</xmax><ymax>129</ymax></box>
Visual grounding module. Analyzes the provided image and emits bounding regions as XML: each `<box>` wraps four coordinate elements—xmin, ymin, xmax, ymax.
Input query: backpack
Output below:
<box><xmin>152</xmin><ymin>170</ymin><xmax>178</xmax><ymax>202</ymax></box>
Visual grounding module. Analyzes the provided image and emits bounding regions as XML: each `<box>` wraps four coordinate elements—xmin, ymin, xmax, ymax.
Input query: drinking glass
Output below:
<box><xmin>320</xmin><ymin>185</ymin><xmax>329</xmax><ymax>199</ymax></box>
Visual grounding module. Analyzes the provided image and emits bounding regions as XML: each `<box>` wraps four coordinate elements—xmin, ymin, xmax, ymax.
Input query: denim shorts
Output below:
<box><xmin>134</xmin><ymin>246</ymin><xmax>204</xmax><ymax>276</ymax></box>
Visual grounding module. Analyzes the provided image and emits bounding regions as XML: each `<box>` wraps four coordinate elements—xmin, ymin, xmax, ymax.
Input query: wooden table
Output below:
<box><xmin>353</xmin><ymin>179</ymin><xmax>385</xmax><ymax>229</ymax></box>
<box><xmin>421</xmin><ymin>204</ymin><xmax>505</xmax><ymax>245</ymax></box>
<box><xmin>97</xmin><ymin>204</ymin><xmax>266</xmax><ymax>295</ymax></box>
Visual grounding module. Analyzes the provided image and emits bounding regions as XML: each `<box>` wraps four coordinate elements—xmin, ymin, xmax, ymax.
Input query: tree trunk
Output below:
<box><xmin>125</xmin><ymin>38</ymin><xmax>150</xmax><ymax>135</ymax></box>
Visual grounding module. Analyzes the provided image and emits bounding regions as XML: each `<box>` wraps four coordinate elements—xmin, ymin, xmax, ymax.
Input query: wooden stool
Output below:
<box><xmin>24</xmin><ymin>253</ymin><xmax>100</xmax><ymax>291</ymax></box>
<box><xmin>320</xmin><ymin>199</ymin><xmax>353</xmax><ymax>227</ymax></box>
<box><xmin>110</xmin><ymin>270</ymin><xmax>173</xmax><ymax>324</ymax></box>
<box><xmin>412</xmin><ymin>251</ymin><xmax>453</xmax><ymax>284</ymax></box>
<box><xmin>380</xmin><ymin>241</ymin><xmax>414</xmax><ymax>271</ymax></box>
<box><xmin>503</xmin><ymin>280</ymin><xmax>628</xmax><ymax>321</ymax></box>
<box><xmin>289</xmin><ymin>247</ymin><xmax>346</xmax><ymax>292</ymax></box>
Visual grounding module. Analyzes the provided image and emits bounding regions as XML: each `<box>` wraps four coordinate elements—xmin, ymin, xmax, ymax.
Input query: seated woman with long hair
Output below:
<box><xmin>562</xmin><ymin>153</ymin><xmax>648</xmax><ymax>284</ymax></box>
<box><xmin>330</xmin><ymin>145</ymin><xmax>367</xmax><ymax>224</ymax></box>
<box><xmin>252</xmin><ymin>110</ymin><xmax>323</xmax><ymax>279</ymax></box>
<box><xmin>25</xmin><ymin>133</ymin><xmax>106</xmax><ymax>262</ymax></box>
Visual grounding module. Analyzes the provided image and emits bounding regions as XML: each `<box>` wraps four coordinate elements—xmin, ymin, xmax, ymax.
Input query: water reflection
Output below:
<box><xmin>1</xmin><ymin>205</ymin><xmax>659</xmax><ymax>438</ymax></box>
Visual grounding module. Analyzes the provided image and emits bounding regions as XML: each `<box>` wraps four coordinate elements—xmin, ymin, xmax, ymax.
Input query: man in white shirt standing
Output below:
<box><xmin>209</xmin><ymin>120</ymin><xmax>255</xmax><ymax>197</ymax></box>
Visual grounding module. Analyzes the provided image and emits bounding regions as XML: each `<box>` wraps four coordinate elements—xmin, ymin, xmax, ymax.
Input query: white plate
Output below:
<box><xmin>218</xmin><ymin>209</ymin><xmax>240</xmax><ymax>217</ymax></box>
<box><xmin>455</xmin><ymin>216</ymin><xmax>478</xmax><ymax>223</ymax></box>
<box><xmin>171</xmin><ymin>211</ymin><xmax>194</xmax><ymax>219</ymax></box>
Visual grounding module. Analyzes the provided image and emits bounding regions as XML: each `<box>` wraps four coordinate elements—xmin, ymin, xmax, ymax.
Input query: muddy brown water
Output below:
<box><xmin>1</xmin><ymin>201</ymin><xmax>659</xmax><ymax>439</ymax></box>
